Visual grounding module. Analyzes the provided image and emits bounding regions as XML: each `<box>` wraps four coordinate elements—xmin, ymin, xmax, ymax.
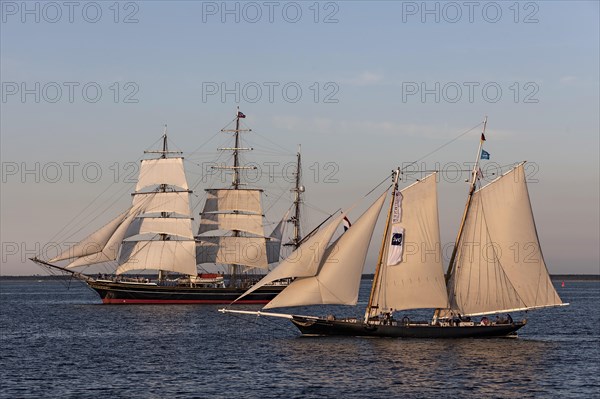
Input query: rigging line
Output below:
<box><xmin>365</xmin><ymin>172</ymin><xmax>394</xmax><ymax>198</ymax></box>
<box><xmin>51</xmin><ymin>181</ymin><xmax>135</xmax><ymax>246</ymax></box>
<box><xmin>303</xmin><ymin>201</ymin><xmax>333</xmax><ymax>216</ymax></box>
<box><xmin>401</xmin><ymin>121</ymin><xmax>484</xmax><ymax>173</ymax></box>
<box><xmin>143</xmin><ymin>133</ymin><xmax>166</xmax><ymax>153</ymax></box>
<box><xmin>185</xmin><ymin>127</ymin><xmax>228</xmax><ymax>158</ymax></box>
<box><xmin>49</xmin><ymin>132</ymin><xmax>169</xmax><ymax>245</ymax></box>
<box><xmin>249</xmin><ymin>129</ymin><xmax>294</xmax><ymax>154</ymax></box>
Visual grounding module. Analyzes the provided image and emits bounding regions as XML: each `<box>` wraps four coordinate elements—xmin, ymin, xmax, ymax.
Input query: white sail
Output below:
<box><xmin>117</xmin><ymin>240</ymin><xmax>196</xmax><ymax>275</ymax></box>
<box><xmin>49</xmin><ymin>210</ymin><xmax>131</xmax><ymax>262</ymax></box>
<box><xmin>125</xmin><ymin>216</ymin><xmax>194</xmax><ymax>240</ymax></box>
<box><xmin>371</xmin><ymin>174</ymin><xmax>449</xmax><ymax>312</ymax></box>
<box><xmin>196</xmin><ymin>236</ymin><xmax>269</xmax><ymax>270</ymax></box>
<box><xmin>131</xmin><ymin>191</ymin><xmax>191</xmax><ymax>216</ymax></box>
<box><xmin>65</xmin><ymin>210</ymin><xmax>141</xmax><ymax>268</ymax></box>
<box><xmin>204</xmin><ymin>189</ymin><xmax>262</xmax><ymax>214</ymax></box>
<box><xmin>234</xmin><ymin>213</ymin><xmax>346</xmax><ymax>300</ymax></box>
<box><xmin>264</xmin><ymin>190</ymin><xmax>388</xmax><ymax>309</ymax></box>
<box><xmin>198</xmin><ymin>213</ymin><xmax>265</xmax><ymax>237</ymax></box>
<box><xmin>266</xmin><ymin>211</ymin><xmax>289</xmax><ymax>264</ymax></box>
<box><xmin>135</xmin><ymin>158</ymin><xmax>188</xmax><ymax>191</ymax></box>
<box><xmin>446</xmin><ymin>164</ymin><xmax>563</xmax><ymax>316</ymax></box>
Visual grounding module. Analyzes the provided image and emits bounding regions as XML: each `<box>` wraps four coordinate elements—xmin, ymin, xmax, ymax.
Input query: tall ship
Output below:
<box><xmin>32</xmin><ymin>110</ymin><xmax>305</xmax><ymax>304</ymax></box>
<box><xmin>221</xmin><ymin>119</ymin><xmax>568</xmax><ymax>337</ymax></box>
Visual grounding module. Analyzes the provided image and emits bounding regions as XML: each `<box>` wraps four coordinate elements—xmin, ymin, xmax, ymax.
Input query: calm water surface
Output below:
<box><xmin>1</xmin><ymin>280</ymin><xmax>598</xmax><ymax>398</ymax></box>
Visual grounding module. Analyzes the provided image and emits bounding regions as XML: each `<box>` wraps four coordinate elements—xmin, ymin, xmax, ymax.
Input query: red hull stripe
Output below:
<box><xmin>101</xmin><ymin>298</ymin><xmax>269</xmax><ymax>304</ymax></box>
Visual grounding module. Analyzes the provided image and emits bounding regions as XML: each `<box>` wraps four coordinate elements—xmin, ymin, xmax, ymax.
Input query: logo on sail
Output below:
<box><xmin>387</xmin><ymin>226</ymin><xmax>405</xmax><ymax>266</ymax></box>
<box><xmin>391</xmin><ymin>232</ymin><xmax>403</xmax><ymax>246</ymax></box>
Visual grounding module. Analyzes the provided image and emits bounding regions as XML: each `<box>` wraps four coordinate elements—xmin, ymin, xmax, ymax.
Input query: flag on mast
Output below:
<box><xmin>481</xmin><ymin>149</ymin><xmax>490</xmax><ymax>160</ymax></box>
<box><xmin>343</xmin><ymin>216</ymin><xmax>352</xmax><ymax>232</ymax></box>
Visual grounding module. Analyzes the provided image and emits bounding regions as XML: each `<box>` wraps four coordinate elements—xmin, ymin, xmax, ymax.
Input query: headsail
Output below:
<box><xmin>446</xmin><ymin>163</ymin><xmax>563</xmax><ymax>316</ymax></box>
<box><xmin>233</xmin><ymin>191</ymin><xmax>387</xmax><ymax>306</ymax></box>
<box><xmin>370</xmin><ymin>174</ymin><xmax>449</xmax><ymax>313</ymax></box>
<box><xmin>49</xmin><ymin>209</ymin><xmax>132</xmax><ymax>263</ymax></box>
<box><xmin>233</xmin><ymin>212</ymin><xmax>346</xmax><ymax>296</ymax></box>
<box><xmin>264</xmin><ymin>190</ymin><xmax>388</xmax><ymax>309</ymax></box>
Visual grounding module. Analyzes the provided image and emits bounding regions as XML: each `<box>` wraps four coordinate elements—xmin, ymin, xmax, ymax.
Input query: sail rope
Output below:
<box><xmin>400</xmin><ymin>121</ymin><xmax>484</xmax><ymax>174</ymax></box>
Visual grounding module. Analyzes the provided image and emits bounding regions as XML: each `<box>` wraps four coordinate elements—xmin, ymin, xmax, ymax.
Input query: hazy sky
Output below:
<box><xmin>1</xmin><ymin>1</ymin><xmax>599</xmax><ymax>275</ymax></box>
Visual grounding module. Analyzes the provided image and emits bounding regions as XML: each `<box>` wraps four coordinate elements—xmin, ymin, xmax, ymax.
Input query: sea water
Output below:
<box><xmin>1</xmin><ymin>280</ymin><xmax>598</xmax><ymax>398</ymax></box>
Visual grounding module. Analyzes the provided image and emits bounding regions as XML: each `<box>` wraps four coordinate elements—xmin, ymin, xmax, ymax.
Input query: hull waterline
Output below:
<box><xmin>88</xmin><ymin>281</ymin><xmax>284</xmax><ymax>304</ymax></box>
<box><xmin>291</xmin><ymin>316</ymin><xmax>526</xmax><ymax>338</ymax></box>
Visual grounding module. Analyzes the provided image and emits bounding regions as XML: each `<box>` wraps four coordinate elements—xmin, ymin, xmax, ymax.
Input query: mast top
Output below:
<box><xmin>144</xmin><ymin>125</ymin><xmax>183</xmax><ymax>157</ymax></box>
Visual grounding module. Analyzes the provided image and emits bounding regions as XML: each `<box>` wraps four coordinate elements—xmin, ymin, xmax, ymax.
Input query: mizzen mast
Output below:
<box><xmin>285</xmin><ymin>146</ymin><xmax>304</xmax><ymax>250</ymax></box>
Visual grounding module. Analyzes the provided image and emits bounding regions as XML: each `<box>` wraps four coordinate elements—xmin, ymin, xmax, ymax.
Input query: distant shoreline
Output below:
<box><xmin>1</xmin><ymin>274</ymin><xmax>599</xmax><ymax>282</ymax></box>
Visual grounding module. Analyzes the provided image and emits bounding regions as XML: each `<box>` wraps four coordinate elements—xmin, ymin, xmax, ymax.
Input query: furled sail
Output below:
<box><xmin>446</xmin><ymin>163</ymin><xmax>563</xmax><ymax>316</ymax></box>
<box><xmin>135</xmin><ymin>158</ymin><xmax>188</xmax><ymax>191</ymax></box>
<box><xmin>370</xmin><ymin>174</ymin><xmax>449</xmax><ymax>313</ymax></box>
<box><xmin>263</xmin><ymin>190</ymin><xmax>388</xmax><ymax>309</ymax></box>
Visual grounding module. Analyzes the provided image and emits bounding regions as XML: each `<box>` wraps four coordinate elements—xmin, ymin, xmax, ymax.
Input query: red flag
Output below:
<box><xmin>237</xmin><ymin>111</ymin><xmax>246</xmax><ymax>118</ymax></box>
<box><xmin>481</xmin><ymin>133</ymin><xmax>486</xmax><ymax>141</ymax></box>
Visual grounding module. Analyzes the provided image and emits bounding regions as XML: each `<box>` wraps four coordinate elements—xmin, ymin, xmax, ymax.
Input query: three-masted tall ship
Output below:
<box><xmin>31</xmin><ymin>111</ymin><xmax>303</xmax><ymax>304</ymax></box>
<box><xmin>221</xmin><ymin>119</ymin><xmax>568</xmax><ymax>337</ymax></box>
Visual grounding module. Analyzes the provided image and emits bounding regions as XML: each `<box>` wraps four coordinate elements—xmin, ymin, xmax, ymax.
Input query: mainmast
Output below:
<box><xmin>285</xmin><ymin>146</ymin><xmax>304</xmax><ymax>250</ymax></box>
<box><xmin>364</xmin><ymin>168</ymin><xmax>400</xmax><ymax>323</ymax></box>
<box><xmin>434</xmin><ymin>117</ymin><xmax>488</xmax><ymax>319</ymax></box>
<box><xmin>213</xmin><ymin>108</ymin><xmax>255</xmax><ymax>287</ymax></box>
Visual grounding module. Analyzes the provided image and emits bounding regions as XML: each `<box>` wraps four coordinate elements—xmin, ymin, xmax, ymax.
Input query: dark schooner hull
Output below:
<box><xmin>88</xmin><ymin>280</ymin><xmax>285</xmax><ymax>304</ymax></box>
<box><xmin>290</xmin><ymin>316</ymin><xmax>526</xmax><ymax>338</ymax></box>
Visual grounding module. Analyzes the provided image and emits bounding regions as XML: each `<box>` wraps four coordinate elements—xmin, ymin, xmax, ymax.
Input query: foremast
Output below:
<box><xmin>147</xmin><ymin>127</ymin><xmax>183</xmax><ymax>281</ymax></box>
<box><xmin>33</xmin><ymin>127</ymin><xmax>197</xmax><ymax>279</ymax></box>
<box><xmin>364</xmin><ymin>168</ymin><xmax>400</xmax><ymax>323</ymax></box>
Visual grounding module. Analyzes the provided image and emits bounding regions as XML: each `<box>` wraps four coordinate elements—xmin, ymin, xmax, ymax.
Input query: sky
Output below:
<box><xmin>1</xmin><ymin>0</ymin><xmax>599</xmax><ymax>275</ymax></box>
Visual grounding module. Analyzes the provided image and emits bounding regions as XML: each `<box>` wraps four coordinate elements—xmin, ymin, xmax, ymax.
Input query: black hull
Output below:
<box><xmin>88</xmin><ymin>281</ymin><xmax>284</xmax><ymax>304</ymax></box>
<box><xmin>291</xmin><ymin>316</ymin><xmax>526</xmax><ymax>338</ymax></box>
